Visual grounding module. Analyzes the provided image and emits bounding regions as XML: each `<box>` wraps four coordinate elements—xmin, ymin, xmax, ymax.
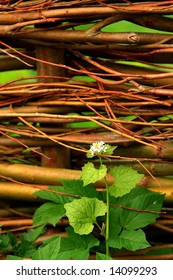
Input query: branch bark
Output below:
<box><xmin>0</xmin><ymin>164</ymin><xmax>172</xmax><ymax>202</ymax></box>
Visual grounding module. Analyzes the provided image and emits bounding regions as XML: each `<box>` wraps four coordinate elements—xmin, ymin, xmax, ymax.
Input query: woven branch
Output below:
<box><xmin>0</xmin><ymin>0</ymin><xmax>173</xmax><ymax>179</ymax></box>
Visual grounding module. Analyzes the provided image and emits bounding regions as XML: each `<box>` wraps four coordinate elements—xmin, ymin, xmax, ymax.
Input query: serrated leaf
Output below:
<box><xmin>66</xmin><ymin>226</ymin><xmax>100</xmax><ymax>250</ymax></box>
<box><xmin>32</xmin><ymin>237</ymin><xmax>62</xmax><ymax>260</ymax></box>
<box><xmin>109</xmin><ymin>166</ymin><xmax>144</xmax><ymax>198</ymax></box>
<box><xmin>105</xmin><ymin>144</ymin><xmax>117</xmax><ymax>155</ymax></box>
<box><xmin>108</xmin><ymin>229</ymin><xmax>150</xmax><ymax>251</ymax></box>
<box><xmin>34</xmin><ymin>180</ymin><xmax>99</xmax><ymax>204</ymax></box>
<box><xmin>0</xmin><ymin>234</ymin><xmax>11</xmax><ymax>250</ymax></box>
<box><xmin>34</xmin><ymin>186</ymin><xmax>74</xmax><ymax>204</ymax></box>
<box><xmin>81</xmin><ymin>162</ymin><xmax>107</xmax><ymax>186</ymax></box>
<box><xmin>110</xmin><ymin>188</ymin><xmax>164</xmax><ymax>230</ymax></box>
<box><xmin>32</xmin><ymin>232</ymin><xmax>99</xmax><ymax>260</ymax></box>
<box><xmin>33</xmin><ymin>202</ymin><xmax>65</xmax><ymax>226</ymax></box>
<box><xmin>36</xmin><ymin>239</ymin><xmax>87</xmax><ymax>260</ymax></box>
<box><xmin>61</xmin><ymin>179</ymin><xmax>99</xmax><ymax>198</ymax></box>
<box><xmin>64</xmin><ymin>197</ymin><xmax>107</xmax><ymax>235</ymax></box>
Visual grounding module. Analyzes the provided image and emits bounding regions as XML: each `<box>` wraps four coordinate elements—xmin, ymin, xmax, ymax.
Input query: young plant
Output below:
<box><xmin>3</xmin><ymin>142</ymin><xmax>164</xmax><ymax>260</ymax></box>
<box><xmin>64</xmin><ymin>141</ymin><xmax>163</xmax><ymax>257</ymax></box>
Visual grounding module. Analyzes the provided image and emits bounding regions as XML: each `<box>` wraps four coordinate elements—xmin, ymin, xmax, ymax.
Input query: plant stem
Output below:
<box><xmin>95</xmin><ymin>222</ymin><xmax>104</xmax><ymax>235</ymax></box>
<box><xmin>99</xmin><ymin>156</ymin><xmax>110</xmax><ymax>256</ymax></box>
<box><xmin>104</xmin><ymin>176</ymin><xmax>110</xmax><ymax>257</ymax></box>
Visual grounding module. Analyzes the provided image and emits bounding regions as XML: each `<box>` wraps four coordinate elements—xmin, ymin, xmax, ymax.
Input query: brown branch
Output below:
<box><xmin>110</xmin><ymin>203</ymin><xmax>166</xmax><ymax>215</ymax></box>
<box><xmin>1</xmin><ymin>3</ymin><xmax>173</xmax><ymax>26</ymax></box>
<box><xmin>153</xmin><ymin>221</ymin><xmax>173</xmax><ymax>234</ymax></box>
<box><xmin>131</xmin><ymin>14</ymin><xmax>173</xmax><ymax>32</ymax></box>
<box><xmin>2</xmin><ymin>28</ymin><xmax>173</xmax><ymax>46</ymax></box>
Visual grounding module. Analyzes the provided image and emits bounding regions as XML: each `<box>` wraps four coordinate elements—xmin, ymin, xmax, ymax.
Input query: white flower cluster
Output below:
<box><xmin>89</xmin><ymin>141</ymin><xmax>107</xmax><ymax>156</ymax></box>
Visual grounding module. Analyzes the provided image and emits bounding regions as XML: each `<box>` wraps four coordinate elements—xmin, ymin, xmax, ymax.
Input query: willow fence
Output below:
<box><xmin>0</xmin><ymin>0</ymin><xmax>173</xmax><ymax>259</ymax></box>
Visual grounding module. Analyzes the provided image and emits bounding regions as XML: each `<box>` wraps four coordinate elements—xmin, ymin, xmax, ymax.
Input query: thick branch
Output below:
<box><xmin>0</xmin><ymin>163</ymin><xmax>172</xmax><ymax>202</ymax></box>
<box><xmin>1</xmin><ymin>28</ymin><xmax>173</xmax><ymax>45</ymax></box>
<box><xmin>1</xmin><ymin>4</ymin><xmax>173</xmax><ymax>26</ymax></box>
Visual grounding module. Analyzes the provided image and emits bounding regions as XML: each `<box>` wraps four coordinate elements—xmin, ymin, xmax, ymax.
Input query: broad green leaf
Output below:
<box><xmin>66</xmin><ymin>227</ymin><xmax>100</xmax><ymax>251</ymax></box>
<box><xmin>119</xmin><ymin>189</ymin><xmax>164</xmax><ymax>230</ymax></box>
<box><xmin>61</xmin><ymin>179</ymin><xmax>98</xmax><ymax>198</ymax></box>
<box><xmin>108</xmin><ymin>229</ymin><xmax>150</xmax><ymax>251</ymax></box>
<box><xmin>81</xmin><ymin>162</ymin><xmax>107</xmax><ymax>186</ymax></box>
<box><xmin>110</xmin><ymin>188</ymin><xmax>164</xmax><ymax>230</ymax></box>
<box><xmin>109</xmin><ymin>166</ymin><xmax>144</xmax><ymax>197</ymax></box>
<box><xmin>96</xmin><ymin>252</ymin><xmax>113</xmax><ymax>260</ymax></box>
<box><xmin>33</xmin><ymin>202</ymin><xmax>65</xmax><ymax>226</ymax></box>
<box><xmin>32</xmin><ymin>237</ymin><xmax>62</xmax><ymax>260</ymax></box>
<box><xmin>64</xmin><ymin>227</ymin><xmax>99</xmax><ymax>259</ymax></box>
<box><xmin>64</xmin><ymin>197</ymin><xmax>107</xmax><ymax>235</ymax></box>
<box><xmin>34</xmin><ymin>186</ymin><xmax>74</xmax><ymax>204</ymax></box>
<box><xmin>34</xmin><ymin>180</ymin><xmax>98</xmax><ymax>203</ymax></box>
<box><xmin>108</xmin><ymin>207</ymin><xmax>122</xmax><ymax>239</ymax></box>
<box><xmin>32</xmin><ymin>232</ymin><xmax>99</xmax><ymax>260</ymax></box>
<box><xmin>33</xmin><ymin>239</ymin><xmax>85</xmax><ymax>260</ymax></box>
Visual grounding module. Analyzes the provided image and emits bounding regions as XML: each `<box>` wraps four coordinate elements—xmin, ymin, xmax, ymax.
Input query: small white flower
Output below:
<box><xmin>89</xmin><ymin>141</ymin><xmax>107</xmax><ymax>156</ymax></box>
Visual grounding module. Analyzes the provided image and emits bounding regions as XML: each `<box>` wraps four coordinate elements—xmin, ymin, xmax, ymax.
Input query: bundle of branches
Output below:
<box><xmin>0</xmin><ymin>0</ymin><xmax>173</xmax><ymax>261</ymax></box>
<box><xmin>0</xmin><ymin>0</ymin><xmax>173</xmax><ymax>235</ymax></box>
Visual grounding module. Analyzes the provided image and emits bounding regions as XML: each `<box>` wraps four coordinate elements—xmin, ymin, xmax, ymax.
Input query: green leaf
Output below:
<box><xmin>120</xmin><ymin>188</ymin><xmax>164</xmax><ymax>230</ymax></box>
<box><xmin>34</xmin><ymin>186</ymin><xmax>74</xmax><ymax>204</ymax></box>
<box><xmin>146</xmin><ymin>247</ymin><xmax>173</xmax><ymax>256</ymax></box>
<box><xmin>61</xmin><ymin>179</ymin><xmax>99</xmax><ymax>198</ymax></box>
<box><xmin>81</xmin><ymin>162</ymin><xmax>107</xmax><ymax>186</ymax></box>
<box><xmin>66</xmin><ymin>227</ymin><xmax>100</xmax><ymax>255</ymax></box>
<box><xmin>7</xmin><ymin>232</ymin><xmax>17</xmax><ymax>249</ymax></box>
<box><xmin>7</xmin><ymin>255</ymin><xmax>23</xmax><ymax>260</ymax></box>
<box><xmin>33</xmin><ymin>202</ymin><xmax>65</xmax><ymax>226</ymax></box>
<box><xmin>109</xmin><ymin>207</ymin><xmax>122</xmax><ymax>239</ymax></box>
<box><xmin>34</xmin><ymin>180</ymin><xmax>99</xmax><ymax>203</ymax></box>
<box><xmin>159</xmin><ymin>114</ymin><xmax>173</xmax><ymax>121</ymax></box>
<box><xmin>0</xmin><ymin>234</ymin><xmax>11</xmax><ymax>250</ymax></box>
<box><xmin>22</xmin><ymin>225</ymin><xmax>45</xmax><ymax>243</ymax></box>
<box><xmin>118</xmin><ymin>115</ymin><xmax>137</xmax><ymax>121</ymax></box>
<box><xmin>15</xmin><ymin>238</ymin><xmax>36</xmax><ymax>258</ymax></box>
<box><xmin>32</xmin><ymin>231</ymin><xmax>99</xmax><ymax>260</ymax></box>
<box><xmin>109</xmin><ymin>166</ymin><xmax>144</xmax><ymax>197</ymax></box>
<box><xmin>32</xmin><ymin>237</ymin><xmax>61</xmax><ymax>260</ymax></box>
<box><xmin>24</xmin><ymin>225</ymin><xmax>45</xmax><ymax>242</ymax></box>
<box><xmin>104</xmin><ymin>144</ymin><xmax>117</xmax><ymax>155</ymax></box>
<box><xmin>110</xmin><ymin>188</ymin><xmax>164</xmax><ymax>230</ymax></box>
<box><xmin>96</xmin><ymin>252</ymin><xmax>113</xmax><ymax>260</ymax></box>
<box><xmin>64</xmin><ymin>197</ymin><xmax>107</xmax><ymax>235</ymax></box>
<box><xmin>108</xmin><ymin>229</ymin><xmax>150</xmax><ymax>251</ymax></box>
